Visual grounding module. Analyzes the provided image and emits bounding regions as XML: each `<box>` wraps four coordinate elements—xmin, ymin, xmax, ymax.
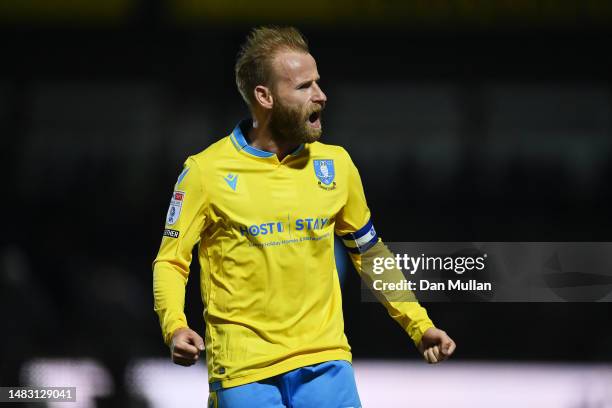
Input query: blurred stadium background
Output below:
<box><xmin>1</xmin><ymin>0</ymin><xmax>612</xmax><ymax>406</ymax></box>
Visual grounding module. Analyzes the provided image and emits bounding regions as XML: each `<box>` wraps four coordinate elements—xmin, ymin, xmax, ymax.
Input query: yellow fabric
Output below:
<box><xmin>350</xmin><ymin>240</ymin><xmax>435</xmax><ymax>346</ymax></box>
<box><xmin>153</xmin><ymin>125</ymin><xmax>434</xmax><ymax>388</ymax></box>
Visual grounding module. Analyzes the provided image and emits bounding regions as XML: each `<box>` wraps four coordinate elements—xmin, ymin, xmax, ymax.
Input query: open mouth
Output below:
<box><xmin>308</xmin><ymin>110</ymin><xmax>321</xmax><ymax>128</ymax></box>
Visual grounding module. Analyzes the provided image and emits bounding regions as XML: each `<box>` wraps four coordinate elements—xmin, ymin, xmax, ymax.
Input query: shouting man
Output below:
<box><xmin>153</xmin><ymin>26</ymin><xmax>455</xmax><ymax>408</ymax></box>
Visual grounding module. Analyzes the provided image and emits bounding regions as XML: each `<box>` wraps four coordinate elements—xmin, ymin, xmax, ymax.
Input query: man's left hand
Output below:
<box><xmin>417</xmin><ymin>327</ymin><xmax>456</xmax><ymax>364</ymax></box>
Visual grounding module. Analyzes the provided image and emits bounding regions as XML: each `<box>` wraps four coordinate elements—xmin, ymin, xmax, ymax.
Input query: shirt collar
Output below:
<box><xmin>230</xmin><ymin>119</ymin><xmax>305</xmax><ymax>158</ymax></box>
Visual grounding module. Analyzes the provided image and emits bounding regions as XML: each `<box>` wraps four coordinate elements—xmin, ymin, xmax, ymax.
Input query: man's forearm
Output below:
<box><xmin>348</xmin><ymin>240</ymin><xmax>435</xmax><ymax>346</ymax></box>
<box><xmin>153</xmin><ymin>263</ymin><xmax>189</xmax><ymax>345</ymax></box>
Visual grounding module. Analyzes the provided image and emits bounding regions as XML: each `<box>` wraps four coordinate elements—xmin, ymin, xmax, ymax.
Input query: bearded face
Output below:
<box><xmin>269</xmin><ymin>95</ymin><xmax>323</xmax><ymax>144</ymax></box>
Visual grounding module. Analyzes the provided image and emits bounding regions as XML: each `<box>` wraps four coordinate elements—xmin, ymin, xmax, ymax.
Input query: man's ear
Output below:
<box><xmin>254</xmin><ymin>85</ymin><xmax>273</xmax><ymax>110</ymax></box>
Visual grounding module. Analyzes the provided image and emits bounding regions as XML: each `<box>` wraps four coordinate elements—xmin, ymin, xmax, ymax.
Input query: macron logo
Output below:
<box><xmin>224</xmin><ymin>174</ymin><xmax>238</xmax><ymax>191</ymax></box>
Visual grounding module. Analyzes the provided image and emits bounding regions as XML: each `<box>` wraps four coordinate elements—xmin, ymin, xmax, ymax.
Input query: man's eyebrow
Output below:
<box><xmin>296</xmin><ymin>77</ymin><xmax>321</xmax><ymax>88</ymax></box>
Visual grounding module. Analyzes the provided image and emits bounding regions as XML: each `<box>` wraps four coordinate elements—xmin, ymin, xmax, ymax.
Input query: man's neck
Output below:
<box><xmin>246</xmin><ymin>118</ymin><xmax>300</xmax><ymax>162</ymax></box>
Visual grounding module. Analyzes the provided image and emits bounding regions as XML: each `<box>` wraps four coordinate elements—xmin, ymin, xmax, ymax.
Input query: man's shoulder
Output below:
<box><xmin>187</xmin><ymin>135</ymin><xmax>233</xmax><ymax>168</ymax></box>
<box><xmin>308</xmin><ymin>141</ymin><xmax>350</xmax><ymax>159</ymax></box>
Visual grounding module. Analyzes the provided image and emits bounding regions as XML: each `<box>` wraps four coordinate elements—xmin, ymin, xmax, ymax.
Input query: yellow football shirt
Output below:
<box><xmin>153</xmin><ymin>120</ymin><xmax>434</xmax><ymax>389</ymax></box>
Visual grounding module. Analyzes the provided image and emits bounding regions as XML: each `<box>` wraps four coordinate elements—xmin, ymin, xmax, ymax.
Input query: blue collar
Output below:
<box><xmin>230</xmin><ymin>119</ymin><xmax>305</xmax><ymax>158</ymax></box>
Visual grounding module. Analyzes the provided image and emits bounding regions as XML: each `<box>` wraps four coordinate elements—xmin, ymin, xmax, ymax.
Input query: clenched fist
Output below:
<box><xmin>170</xmin><ymin>327</ymin><xmax>205</xmax><ymax>367</ymax></box>
<box><xmin>418</xmin><ymin>327</ymin><xmax>456</xmax><ymax>364</ymax></box>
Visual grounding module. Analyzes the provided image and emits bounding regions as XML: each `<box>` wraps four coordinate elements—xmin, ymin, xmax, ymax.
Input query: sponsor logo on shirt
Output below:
<box><xmin>163</xmin><ymin>229</ymin><xmax>180</xmax><ymax>238</ymax></box>
<box><xmin>238</xmin><ymin>217</ymin><xmax>329</xmax><ymax>237</ymax></box>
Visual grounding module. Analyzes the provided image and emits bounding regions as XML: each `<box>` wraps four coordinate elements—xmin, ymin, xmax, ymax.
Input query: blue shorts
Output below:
<box><xmin>208</xmin><ymin>360</ymin><xmax>361</xmax><ymax>408</ymax></box>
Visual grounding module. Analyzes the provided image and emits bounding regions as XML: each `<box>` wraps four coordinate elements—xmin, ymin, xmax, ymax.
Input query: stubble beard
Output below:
<box><xmin>269</xmin><ymin>101</ymin><xmax>322</xmax><ymax>145</ymax></box>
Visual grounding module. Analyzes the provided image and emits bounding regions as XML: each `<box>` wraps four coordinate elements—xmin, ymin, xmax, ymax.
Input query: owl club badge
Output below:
<box><xmin>314</xmin><ymin>159</ymin><xmax>336</xmax><ymax>190</ymax></box>
<box><xmin>166</xmin><ymin>191</ymin><xmax>185</xmax><ymax>225</ymax></box>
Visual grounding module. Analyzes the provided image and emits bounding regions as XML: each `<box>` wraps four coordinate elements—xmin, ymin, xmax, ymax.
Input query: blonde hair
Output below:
<box><xmin>235</xmin><ymin>26</ymin><xmax>309</xmax><ymax>107</ymax></box>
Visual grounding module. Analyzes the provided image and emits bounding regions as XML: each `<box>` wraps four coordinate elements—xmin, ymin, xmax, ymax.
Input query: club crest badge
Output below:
<box><xmin>166</xmin><ymin>191</ymin><xmax>185</xmax><ymax>225</ymax></box>
<box><xmin>314</xmin><ymin>159</ymin><xmax>336</xmax><ymax>190</ymax></box>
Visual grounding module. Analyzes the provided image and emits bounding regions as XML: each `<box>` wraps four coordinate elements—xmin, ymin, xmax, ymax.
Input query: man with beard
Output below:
<box><xmin>153</xmin><ymin>26</ymin><xmax>455</xmax><ymax>407</ymax></box>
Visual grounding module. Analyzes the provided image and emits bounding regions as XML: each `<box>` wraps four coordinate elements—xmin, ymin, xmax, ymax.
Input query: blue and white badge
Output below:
<box><xmin>314</xmin><ymin>159</ymin><xmax>335</xmax><ymax>185</ymax></box>
<box><xmin>166</xmin><ymin>191</ymin><xmax>185</xmax><ymax>226</ymax></box>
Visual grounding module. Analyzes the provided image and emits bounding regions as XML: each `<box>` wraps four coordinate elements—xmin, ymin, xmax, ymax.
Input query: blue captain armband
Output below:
<box><xmin>340</xmin><ymin>219</ymin><xmax>378</xmax><ymax>254</ymax></box>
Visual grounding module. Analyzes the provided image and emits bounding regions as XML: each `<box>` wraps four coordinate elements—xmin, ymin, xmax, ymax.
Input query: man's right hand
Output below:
<box><xmin>170</xmin><ymin>327</ymin><xmax>205</xmax><ymax>367</ymax></box>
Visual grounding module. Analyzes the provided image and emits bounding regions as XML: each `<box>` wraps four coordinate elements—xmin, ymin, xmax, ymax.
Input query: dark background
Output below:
<box><xmin>1</xmin><ymin>0</ymin><xmax>611</xmax><ymax>399</ymax></box>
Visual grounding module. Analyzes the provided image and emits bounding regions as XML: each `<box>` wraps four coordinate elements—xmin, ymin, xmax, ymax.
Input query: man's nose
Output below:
<box><xmin>312</xmin><ymin>82</ymin><xmax>327</xmax><ymax>106</ymax></box>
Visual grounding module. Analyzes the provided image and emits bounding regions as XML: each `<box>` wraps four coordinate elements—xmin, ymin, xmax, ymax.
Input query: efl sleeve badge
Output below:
<box><xmin>166</xmin><ymin>191</ymin><xmax>185</xmax><ymax>225</ymax></box>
